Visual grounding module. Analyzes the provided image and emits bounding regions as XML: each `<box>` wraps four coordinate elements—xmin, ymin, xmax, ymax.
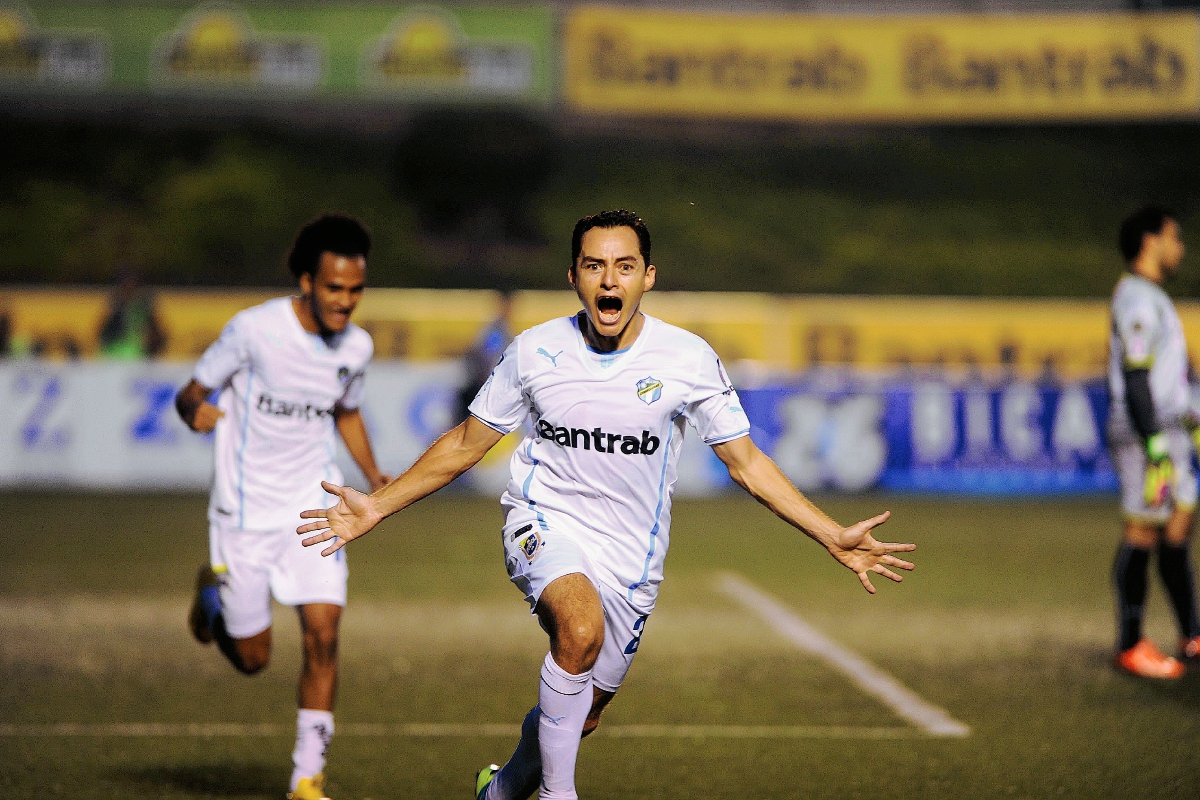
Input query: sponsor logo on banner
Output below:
<box><xmin>361</xmin><ymin>6</ymin><xmax>533</xmax><ymax>95</ymax></box>
<box><xmin>0</xmin><ymin>3</ymin><xmax>108</xmax><ymax>86</ymax></box>
<box><xmin>151</xmin><ymin>2</ymin><xmax>322</xmax><ymax>90</ymax></box>
<box><xmin>563</xmin><ymin>7</ymin><xmax>1200</xmax><ymax>122</ymax></box>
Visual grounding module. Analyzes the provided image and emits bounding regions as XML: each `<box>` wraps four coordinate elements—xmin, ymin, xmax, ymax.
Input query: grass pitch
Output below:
<box><xmin>5</xmin><ymin>491</ymin><xmax>1200</xmax><ymax>799</ymax></box>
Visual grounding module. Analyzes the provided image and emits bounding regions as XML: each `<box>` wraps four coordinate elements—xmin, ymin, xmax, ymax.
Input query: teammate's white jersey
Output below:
<box><xmin>469</xmin><ymin>313</ymin><xmax>751</xmax><ymax>613</ymax></box>
<box><xmin>1108</xmin><ymin>273</ymin><xmax>1192</xmax><ymax>438</ymax></box>
<box><xmin>194</xmin><ymin>297</ymin><xmax>373</xmax><ymax>530</ymax></box>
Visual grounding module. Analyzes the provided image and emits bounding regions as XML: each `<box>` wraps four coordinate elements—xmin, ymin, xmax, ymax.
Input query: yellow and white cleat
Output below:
<box><xmin>288</xmin><ymin>773</ymin><xmax>331</xmax><ymax>800</ymax></box>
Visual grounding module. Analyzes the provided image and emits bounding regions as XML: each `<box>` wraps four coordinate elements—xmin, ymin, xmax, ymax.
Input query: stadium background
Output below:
<box><xmin>6</xmin><ymin>1</ymin><xmax>1200</xmax><ymax>798</ymax></box>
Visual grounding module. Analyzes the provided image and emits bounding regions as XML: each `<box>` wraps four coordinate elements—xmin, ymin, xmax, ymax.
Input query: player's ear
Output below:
<box><xmin>567</xmin><ymin>264</ymin><xmax>577</xmax><ymax>290</ymax></box>
<box><xmin>644</xmin><ymin>263</ymin><xmax>656</xmax><ymax>291</ymax></box>
<box><xmin>298</xmin><ymin>271</ymin><xmax>313</xmax><ymax>296</ymax></box>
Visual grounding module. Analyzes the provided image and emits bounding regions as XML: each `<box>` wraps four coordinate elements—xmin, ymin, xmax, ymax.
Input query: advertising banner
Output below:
<box><xmin>0</xmin><ymin>360</ymin><xmax>1119</xmax><ymax>497</ymax></box>
<box><xmin>0</xmin><ymin>1</ymin><xmax>553</xmax><ymax>102</ymax></box>
<box><xmin>563</xmin><ymin>7</ymin><xmax>1200</xmax><ymax>122</ymax></box>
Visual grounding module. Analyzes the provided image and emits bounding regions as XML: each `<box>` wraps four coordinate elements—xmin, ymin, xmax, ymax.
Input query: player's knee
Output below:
<box><xmin>562</xmin><ymin>620</ymin><xmax>603</xmax><ymax>665</ymax></box>
<box><xmin>229</xmin><ymin>647</ymin><xmax>269</xmax><ymax>674</ymax></box>
<box><xmin>303</xmin><ymin>626</ymin><xmax>340</xmax><ymax>665</ymax></box>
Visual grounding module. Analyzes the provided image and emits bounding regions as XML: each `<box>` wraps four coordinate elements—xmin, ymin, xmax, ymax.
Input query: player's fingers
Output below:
<box><xmin>882</xmin><ymin>541</ymin><xmax>916</xmax><ymax>553</ymax></box>
<box><xmin>296</xmin><ymin>520</ymin><xmax>329</xmax><ymax>534</ymax></box>
<box><xmin>858</xmin><ymin>571</ymin><xmax>877</xmax><ymax>594</ymax></box>
<box><xmin>873</xmin><ymin>565</ymin><xmax>904</xmax><ymax>583</ymax></box>
<box><xmin>321</xmin><ymin>480</ymin><xmax>347</xmax><ymax>496</ymax></box>
<box><xmin>300</xmin><ymin>530</ymin><xmax>332</xmax><ymax>547</ymax></box>
<box><xmin>298</xmin><ymin>508</ymin><xmax>328</xmax><ymax>520</ymax></box>
<box><xmin>320</xmin><ymin>538</ymin><xmax>345</xmax><ymax>558</ymax></box>
<box><xmin>862</xmin><ymin>510</ymin><xmax>891</xmax><ymax>530</ymax></box>
<box><xmin>880</xmin><ymin>554</ymin><xmax>915</xmax><ymax>571</ymax></box>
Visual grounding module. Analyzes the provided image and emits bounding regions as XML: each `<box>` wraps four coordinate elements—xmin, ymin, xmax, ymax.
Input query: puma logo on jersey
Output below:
<box><xmin>536</xmin><ymin>419</ymin><xmax>660</xmax><ymax>455</ymax></box>
<box><xmin>537</xmin><ymin>348</ymin><xmax>563</xmax><ymax>367</ymax></box>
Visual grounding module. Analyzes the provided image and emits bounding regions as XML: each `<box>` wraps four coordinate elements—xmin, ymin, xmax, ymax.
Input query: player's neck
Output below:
<box><xmin>580</xmin><ymin>310</ymin><xmax>645</xmax><ymax>353</ymax></box>
<box><xmin>1130</xmin><ymin>259</ymin><xmax>1165</xmax><ymax>286</ymax></box>
<box><xmin>292</xmin><ymin>295</ymin><xmax>327</xmax><ymax>336</ymax></box>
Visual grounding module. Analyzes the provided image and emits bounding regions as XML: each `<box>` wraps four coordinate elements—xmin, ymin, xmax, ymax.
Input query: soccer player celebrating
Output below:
<box><xmin>177</xmin><ymin>213</ymin><xmax>390</xmax><ymax>799</ymax></box>
<box><xmin>297</xmin><ymin>210</ymin><xmax>915</xmax><ymax>800</ymax></box>
<box><xmin>1108</xmin><ymin>206</ymin><xmax>1200</xmax><ymax>679</ymax></box>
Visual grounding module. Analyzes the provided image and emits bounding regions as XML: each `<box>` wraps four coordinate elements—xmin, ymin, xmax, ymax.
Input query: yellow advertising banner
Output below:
<box><xmin>563</xmin><ymin>8</ymin><xmax>1200</xmax><ymax>122</ymax></box>
<box><xmin>9</xmin><ymin>286</ymin><xmax>1200</xmax><ymax>381</ymax></box>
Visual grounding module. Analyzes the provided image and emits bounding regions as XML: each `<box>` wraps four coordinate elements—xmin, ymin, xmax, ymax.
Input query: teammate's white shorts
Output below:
<box><xmin>502</xmin><ymin>520</ymin><xmax>649</xmax><ymax>692</ymax></box>
<box><xmin>209</xmin><ymin>517</ymin><xmax>348</xmax><ymax>639</ymax></box>
<box><xmin>1111</xmin><ymin>428</ymin><xmax>1198</xmax><ymax>525</ymax></box>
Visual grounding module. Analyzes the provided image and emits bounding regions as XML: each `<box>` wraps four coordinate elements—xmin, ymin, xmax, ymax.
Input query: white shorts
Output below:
<box><xmin>502</xmin><ymin>521</ymin><xmax>649</xmax><ymax>692</ymax></box>
<box><xmin>209</xmin><ymin>517</ymin><xmax>348</xmax><ymax>639</ymax></box>
<box><xmin>1111</xmin><ymin>428</ymin><xmax>1198</xmax><ymax>525</ymax></box>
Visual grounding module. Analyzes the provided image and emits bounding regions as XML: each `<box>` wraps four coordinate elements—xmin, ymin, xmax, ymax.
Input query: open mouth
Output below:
<box><xmin>596</xmin><ymin>296</ymin><xmax>623</xmax><ymax>320</ymax></box>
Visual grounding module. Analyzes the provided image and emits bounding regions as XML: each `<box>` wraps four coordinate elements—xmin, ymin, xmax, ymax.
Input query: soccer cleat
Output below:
<box><xmin>187</xmin><ymin>564</ymin><xmax>222</xmax><ymax>644</ymax></box>
<box><xmin>1179</xmin><ymin>635</ymin><xmax>1200</xmax><ymax>660</ymax></box>
<box><xmin>287</xmin><ymin>773</ymin><xmax>330</xmax><ymax>800</ymax></box>
<box><xmin>475</xmin><ymin>764</ymin><xmax>500</xmax><ymax>800</ymax></box>
<box><xmin>1116</xmin><ymin>639</ymin><xmax>1185</xmax><ymax>679</ymax></box>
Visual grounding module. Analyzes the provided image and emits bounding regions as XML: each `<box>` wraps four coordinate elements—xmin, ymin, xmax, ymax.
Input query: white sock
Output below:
<box><xmin>290</xmin><ymin>708</ymin><xmax>334</xmax><ymax>791</ymax></box>
<box><xmin>536</xmin><ymin>653</ymin><xmax>592</xmax><ymax>800</ymax></box>
<box><xmin>486</xmin><ymin>705</ymin><xmax>542</xmax><ymax>800</ymax></box>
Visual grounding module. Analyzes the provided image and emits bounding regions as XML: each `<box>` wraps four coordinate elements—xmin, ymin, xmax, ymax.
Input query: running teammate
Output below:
<box><xmin>177</xmin><ymin>213</ymin><xmax>389</xmax><ymax>799</ymax></box>
<box><xmin>297</xmin><ymin>210</ymin><xmax>915</xmax><ymax>800</ymax></box>
<box><xmin>1108</xmin><ymin>205</ymin><xmax>1200</xmax><ymax>680</ymax></box>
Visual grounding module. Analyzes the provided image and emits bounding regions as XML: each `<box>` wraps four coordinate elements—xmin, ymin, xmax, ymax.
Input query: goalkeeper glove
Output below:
<box><xmin>1144</xmin><ymin>432</ymin><xmax>1174</xmax><ymax>508</ymax></box>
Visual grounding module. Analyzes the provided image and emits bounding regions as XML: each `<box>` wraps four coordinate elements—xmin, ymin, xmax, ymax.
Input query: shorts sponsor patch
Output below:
<box><xmin>517</xmin><ymin>530</ymin><xmax>542</xmax><ymax>562</ymax></box>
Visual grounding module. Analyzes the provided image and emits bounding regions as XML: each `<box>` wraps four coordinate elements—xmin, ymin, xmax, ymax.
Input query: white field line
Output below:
<box><xmin>716</xmin><ymin>572</ymin><xmax>970</xmax><ymax>738</ymax></box>
<box><xmin>0</xmin><ymin>722</ymin><xmax>919</xmax><ymax>740</ymax></box>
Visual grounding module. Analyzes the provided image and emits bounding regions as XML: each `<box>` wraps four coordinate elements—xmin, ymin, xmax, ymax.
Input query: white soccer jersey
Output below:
<box><xmin>1108</xmin><ymin>273</ymin><xmax>1192</xmax><ymax>437</ymax></box>
<box><xmin>469</xmin><ymin>313</ymin><xmax>751</xmax><ymax>613</ymax></box>
<box><xmin>194</xmin><ymin>297</ymin><xmax>373</xmax><ymax>530</ymax></box>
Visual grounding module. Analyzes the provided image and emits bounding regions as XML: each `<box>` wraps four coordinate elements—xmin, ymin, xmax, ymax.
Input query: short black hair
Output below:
<box><xmin>571</xmin><ymin>210</ymin><xmax>651</xmax><ymax>267</ymax></box>
<box><xmin>1119</xmin><ymin>206</ymin><xmax>1175</xmax><ymax>263</ymax></box>
<box><xmin>287</xmin><ymin>213</ymin><xmax>371</xmax><ymax>280</ymax></box>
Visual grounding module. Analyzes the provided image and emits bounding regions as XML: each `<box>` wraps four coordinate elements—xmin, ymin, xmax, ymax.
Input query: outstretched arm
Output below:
<box><xmin>297</xmin><ymin>415</ymin><xmax>505</xmax><ymax>556</ymax></box>
<box><xmin>334</xmin><ymin>406</ymin><xmax>390</xmax><ymax>491</ymax></box>
<box><xmin>711</xmin><ymin>435</ymin><xmax>914</xmax><ymax>593</ymax></box>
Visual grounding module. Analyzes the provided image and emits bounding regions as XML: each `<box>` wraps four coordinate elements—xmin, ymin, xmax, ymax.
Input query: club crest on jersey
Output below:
<box><xmin>636</xmin><ymin>377</ymin><xmax>663</xmax><ymax>405</ymax></box>
<box><xmin>517</xmin><ymin>530</ymin><xmax>542</xmax><ymax>562</ymax></box>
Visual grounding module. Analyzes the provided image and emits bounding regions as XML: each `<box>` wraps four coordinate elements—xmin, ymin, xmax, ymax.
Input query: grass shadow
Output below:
<box><xmin>110</xmin><ymin>762</ymin><xmax>281</xmax><ymax>798</ymax></box>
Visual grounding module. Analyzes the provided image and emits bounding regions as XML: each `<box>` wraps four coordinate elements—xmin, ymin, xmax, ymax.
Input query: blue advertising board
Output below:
<box><xmin>739</xmin><ymin>377</ymin><xmax>1117</xmax><ymax>496</ymax></box>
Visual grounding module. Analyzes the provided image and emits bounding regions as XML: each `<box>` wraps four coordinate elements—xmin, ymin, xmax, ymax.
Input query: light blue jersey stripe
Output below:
<box><xmin>521</xmin><ymin>441</ymin><xmax>549</xmax><ymax>531</ymax></box>
<box><xmin>629</xmin><ymin>422</ymin><xmax>674</xmax><ymax>601</ymax></box>
<box><xmin>236</xmin><ymin>368</ymin><xmax>254</xmax><ymax>529</ymax></box>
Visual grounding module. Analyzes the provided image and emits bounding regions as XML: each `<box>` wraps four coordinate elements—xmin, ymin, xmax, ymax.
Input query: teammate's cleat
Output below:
<box><xmin>1116</xmin><ymin>639</ymin><xmax>1185</xmax><ymax>679</ymax></box>
<box><xmin>475</xmin><ymin>764</ymin><xmax>500</xmax><ymax>800</ymax></box>
<box><xmin>1179</xmin><ymin>635</ymin><xmax>1200</xmax><ymax>660</ymax></box>
<box><xmin>287</xmin><ymin>773</ymin><xmax>331</xmax><ymax>800</ymax></box>
<box><xmin>188</xmin><ymin>565</ymin><xmax>222</xmax><ymax>644</ymax></box>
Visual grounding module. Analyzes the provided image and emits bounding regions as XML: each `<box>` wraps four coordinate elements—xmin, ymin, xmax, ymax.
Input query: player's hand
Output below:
<box><xmin>368</xmin><ymin>472</ymin><xmax>392</xmax><ymax>493</ymax></box>
<box><xmin>297</xmin><ymin>481</ymin><xmax>385</xmax><ymax>557</ymax></box>
<box><xmin>1144</xmin><ymin>433</ymin><xmax>1174</xmax><ymax>508</ymax></box>
<box><xmin>191</xmin><ymin>402</ymin><xmax>225</xmax><ymax>433</ymax></box>
<box><xmin>826</xmin><ymin>511</ymin><xmax>915</xmax><ymax>594</ymax></box>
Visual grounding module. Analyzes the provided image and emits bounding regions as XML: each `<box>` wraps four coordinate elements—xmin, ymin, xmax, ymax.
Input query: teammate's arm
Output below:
<box><xmin>175</xmin><ymin>379</ymin><xmax>224</xmax><ymax>433</ymax></box>
<box><xmin>298</xmin><ymin>415</ymin><xmax>505</xmax><ymax>556</ymax></box>
<box><xmin>711</xmin><ymin>435</ymin><xmax>914</xmax><ymax>594</ymax></box>
<box><xmin>333</xmin><ymin>406</ymin><xmax>390</xmax><ymax>491</ymax></box>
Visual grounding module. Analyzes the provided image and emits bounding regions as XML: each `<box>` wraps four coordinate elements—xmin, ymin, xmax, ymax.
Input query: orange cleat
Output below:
<box><xmin>1179</xmin><ymin>635</ymin><xmax>1200</xmax><ymax>661</ymax></box>
<box><xmin>1116</xmin><ymin>639</ymin><xmax>1185</xmax><ymax>679</ymax></box>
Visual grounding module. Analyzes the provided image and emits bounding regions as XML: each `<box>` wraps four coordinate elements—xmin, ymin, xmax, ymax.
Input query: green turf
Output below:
<box><xmin>5</xmin><ymin>491</ymin><xmax>1200</xmax><ymax>799</ymax></box>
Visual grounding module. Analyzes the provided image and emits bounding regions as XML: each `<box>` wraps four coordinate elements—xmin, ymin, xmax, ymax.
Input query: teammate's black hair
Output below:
<box><xmin>571</xmin><ymin>210</ymin><xmax>651</xmax><ymax>267</ymax></box>
<box><xmin>1119</xmin><ymin>206</ymin><xmax>1175</xmax><ymax>264</ymax></box>
<box><xmin>286</xmin><ymin>213</ymin><xmax>371</xmax><ymax>280</ymax></box>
